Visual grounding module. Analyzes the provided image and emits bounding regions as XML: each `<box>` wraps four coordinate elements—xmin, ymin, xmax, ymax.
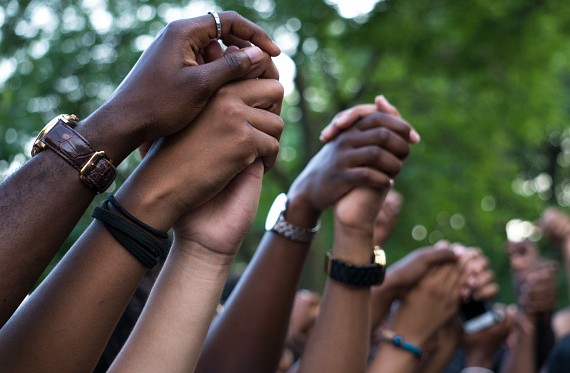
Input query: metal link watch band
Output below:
<box><xmin>32</xmin><ymin>115</ymin><xmax>116</xmax><ymax>193</ymax></box>
<box><xmin>271</xmin><ymin>212</ymin><xmax>321</xmax><ymax>243</ymax></box>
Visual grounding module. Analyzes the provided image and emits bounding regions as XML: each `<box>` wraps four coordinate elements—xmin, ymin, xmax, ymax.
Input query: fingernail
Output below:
<box><xmin>375</xmin><ymin>95</ymin><xmax>386</xmax><ymax>105</ymax></box>
<box><xmin>409</xmin><ymin>129</ymin><xmax>421</xmax><ymax>143</ymax></box>
<box><xmin>244</xmin><ymin>46</ymin><xmax>263</xmax><ymax>64</ymax></box>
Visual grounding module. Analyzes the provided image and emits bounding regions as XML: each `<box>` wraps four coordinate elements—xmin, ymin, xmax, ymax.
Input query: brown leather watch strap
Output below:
<box><xmin>34</xmin><ymin>118</ymin><xmax>116</xmax><ymax>193</ymax></box>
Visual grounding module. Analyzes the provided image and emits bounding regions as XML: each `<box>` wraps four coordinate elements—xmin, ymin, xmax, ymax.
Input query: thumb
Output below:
<box><xmin>188</xmin><ymin>46</ymin><xmax>265</xmax><ymax>97</ymax></box>
<box><xmin>375</xmin><ymin>95</ymin><xmax>401</xmax><ymax>118</ymax></box>
<box><xmin>224</xmin><ymin>159</ymin><xmax>264</xmax><ymax>224</ymax></box>
<box><xmin>375</xmin><ymin>95</ymin><xmax>421</xmax><ymax>144</ymax></box>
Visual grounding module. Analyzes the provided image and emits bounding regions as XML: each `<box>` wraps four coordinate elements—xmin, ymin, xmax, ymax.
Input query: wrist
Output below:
<box><xmin>373</xmin><ymin>275</ymin><xmax>402</xmax><ymax>302</ymax></box>
<box><xmin>381</xmin><ymin>271</ymin><xmax>408</xmax><ymax>299</ymax></box>
<box><xmin>332</xmin><ymin>227</ymin><xmax>374</xmax><ymax>265</ymax></box>
<box><xmin>285</xmin><ymin>191</ymin><xmax>322</xmax><ymax>228</ymax></box>
<box><xmin>380</xmin><ymin>329</ymin><xmax>423</xmax><ymax>360</ymax></box>
<box><xmin>167</xmin><ymin>241</ymin><xmax>234</xmax><ymax>288</ymax></box>
<box><xmin>75</xmin><ymin>104</ymin><xmax>145</xmax><ymax>164</ymax></box>
<box><xmin>171</xmin><ymin>237</ymin><xmax>235</xmax><ymax>269</ymax></box>
<box><xmin>389</xmin><ymin>310</ymin><xmax>432</xmax><ymax>347</ymax></box>
<box><xmin>464</xmin><ymin>349</ymin><xmax>494</xmax><ymax>369</ymax></box>
<box><xmin>114</xmin><ymin>182</ymin><xmax>179</xmax><ymax>234</ymax></box>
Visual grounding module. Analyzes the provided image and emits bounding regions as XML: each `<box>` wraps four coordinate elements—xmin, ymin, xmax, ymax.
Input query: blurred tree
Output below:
<box><xmin>1</xmin><ymin>0</ymin><xmax>570</xmax><ymax>303</ymax></box>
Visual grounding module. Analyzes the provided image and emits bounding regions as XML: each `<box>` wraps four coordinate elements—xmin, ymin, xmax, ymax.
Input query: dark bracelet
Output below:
<box><xmin>108</xmin><ymin>195</ymin><xmax>169</xmax><ymax>239</ymax></box>
<box><xmin>324</xmin><ymin>247</ymin><xmax>386</xmax><ymax>287</ymax></box>
<box><xmin>92</xmin><ymin>200</ymin><xmax>169</xmax><ymax>268</ymax></box>
<box><xmin>381</xmin><ymin>329</ymin><xmax>423</xmax><ymax>359</ymax></box>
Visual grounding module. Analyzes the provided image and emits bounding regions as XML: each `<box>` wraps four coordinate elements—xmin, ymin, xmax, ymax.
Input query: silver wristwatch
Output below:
<box><xmin>265</xmin><ymin>193</ymin><xmax>320</xmax><ymax>243</ymax></box>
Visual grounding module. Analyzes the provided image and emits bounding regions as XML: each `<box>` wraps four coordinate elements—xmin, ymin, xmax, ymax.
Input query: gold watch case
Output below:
<box><xmin>31</xmin><ymin>114</ymin><xmax>79</xmax><ymax>157</ymax></box>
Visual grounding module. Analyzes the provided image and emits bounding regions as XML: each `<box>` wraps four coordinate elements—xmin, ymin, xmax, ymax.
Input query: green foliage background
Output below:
<box><xmin>2</xmin><ymin>0</ymin><xmax>570</xmax><ymax>305</ymax></box>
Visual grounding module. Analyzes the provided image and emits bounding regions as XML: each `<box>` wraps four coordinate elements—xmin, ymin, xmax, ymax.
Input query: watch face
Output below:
<box><xmin>35</xmin><ymin>116</ymin><xmax>62</xmax><ymax>142</ymax></box>
<box><xmin>265</xmin><ymin>193</ymin><xmax>288</xmax><ymax>231</ymax></box>
<box><xmin>32</xmin><ymin>114</ymin><xmax>80</xmax><ymax>157</ymax></box>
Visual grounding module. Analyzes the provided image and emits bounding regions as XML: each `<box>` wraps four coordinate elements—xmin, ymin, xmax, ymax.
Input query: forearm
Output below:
<box><xmin>0</xmin><ymin>221</ymin><xmax>147</xmax><ymax>371</ymax></box>
<box><xmin>371</xmin><ymin>275</ymin><xmax>401</xmax><ymax>329</ymax></box>
<box><xmin>0</xmin><ymin>110</ymin><xmax>140</xmax><ymax>326</ymax></box>
<box><xmin>197</xmin><ymin>233</ymin><xmax>311</xmax><ymax>372</ymax></box>
<box><xmin>464</xmin><ymin>349</ymin><xmax>495</xmax><ymax>370</ymax></box>
<box><xmin>300</xmin><ymin>283</ymin><xmax>371</xmax><ymax>373</ymax></box>
<box><xmin>370</xmin><ymin>301</ymin><xmax>427</xmax><ymax>370</ymax></box>
<box><xmin>111</xmin><ymin>240</ymin><xmax>233</xmax><ymax>373</ymax></box>
<box><xmin>299</xmin><ymin>231</ymin><xmax>372</xmax><ymax>373</ymax></box>
<box><xmin>368</xmin><ymin>339</ymin><xmax>422</xmax><ymax>373</ymax></box>
<box><xmin>0</xmin><ymin>153</ymin><xmax>94</xmax><ymax>326</ymax></box>
<box><xmin>500</xmin><ymin>321</ymin><xmax>535</xmax><ymax>373</ymax></box>
<box><xmin>535</xmin><ymin>312</ymin><xmax>555</xmax><ymax>371</ymax></box>
<box><xmin>559</xmin><ymin>241</ymin><xmax>570</xmax><ymax>295</ymax></box>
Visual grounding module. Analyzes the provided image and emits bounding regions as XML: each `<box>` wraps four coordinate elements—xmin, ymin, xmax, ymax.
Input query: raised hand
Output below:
<box><xmin>370</xmin><ymin>245</ymin><xmax>457</xmax><ymax>330</ymax></box>
<box><xmin>116</xmin><ymin>78</ymin><xmax>284</xmax><ymax>231</ymax></box>
<box><xmin>369</xmin><ymin>256</ymin><xmax>464</xmax><ymax>372</ymax></box>
<box><xmin>539</xmin><ymin>207</ymin><xmax>570</xmax><ymax>247</ymax></box>
<box><xmin>172</xmin><ymin>159</ymin><xmax>265</xmax><ymax>258</ymax></box>
<box><xmin>381</xmin><ymin>245</ymin><xmax>457</xmax><ymax>297</ymax></box>
<box><xmin>288</xmin><ymin>107</ymin><xmax>413</xmax><ymax>225</ymax></box>
<box><xmin>517</xmin><ymin>260</ymin><xmax>558</xmax><ymax>315</ymax></box>
<box><xmin>389</xmin><ymin>262</ymin><xmax>463</xmax><ymax>346</ymax></box>
<box><xmin>505</xmin><ymin>239</ymin><xmax>539</xmax><ymax>274</ymax></box>
<box><xmin>463</xmin><ymin>305</ymin><xmax>515</xmax><ymax>369</ymax></box>
<box><xmin>453</xmin><ymin>246</ymin><xmax>499</xmax><ymax>301</ymax></box>
<box><xmin>110</xmin><ymin>159</ymin><xmax>267</xmax><ymax>372</ymax></box>
<box><xmin>81</xmin><ymin>11</ymin><xmax>281</xmax><ymax>160</ymax></box>
<box><xmin>319</xmin><ymin>95</ymin><xmax>420</xmax><ymax>143</ymax></box>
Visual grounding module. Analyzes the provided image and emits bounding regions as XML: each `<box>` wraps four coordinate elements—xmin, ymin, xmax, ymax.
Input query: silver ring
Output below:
<box><xmin>208</xmin><ymin>11</ymin><xmax>222</xmax><ymax>40</ymax></box>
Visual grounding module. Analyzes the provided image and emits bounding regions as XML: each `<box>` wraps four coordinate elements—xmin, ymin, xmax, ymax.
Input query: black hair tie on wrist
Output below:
<box><xmin>108</xmin><ymin>195</ymin><xmax>169</xmax><ymax>239</ymax></box>
<box><xmin>92</xmin><ymin>198</ymin><xmax>169</xmax><ymax>268</ymax></box>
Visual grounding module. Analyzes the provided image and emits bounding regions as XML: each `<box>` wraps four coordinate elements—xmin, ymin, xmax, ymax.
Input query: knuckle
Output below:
<box><xmin>215</xmin><ymin>84</ymin><xmax>234</xmax><ymax>100</ymax></box>
<box><xmin>235</xmin><ymin>126</ymin><xmax>253</xmax><ymax>149</ymax></box>
<box><xmin>274</xmin><ymin>116</ymin><xmax>285</xmax><ymax>137</ymax></box>
<box><xmin>223</xmin><ymin>100</ymin><xmax>245</xmax><ymax>119</ymax></box>
<box><xmin>358</xmin><ymin>167</ymin><xmax>372</xmax><ymax>180</ymax></box>
<box><xmin>399</xmin><ymin>144</ymin><xmax>410</xmax><ymax>159</ymax></box>
<box><xmin>162</xmin><ymin>20</ymin><xmax>183</xmax><ymax>38</ymax></box>
<box><xmin>369</xmin><ymin>146</ymin><xmax>384</xmax><ymax>160</ymax></box>
<box><xmin>377</xmin><ymin>128</ymin><xmax>390</xmax><ymax>144</ymax></box>
<box><xmin>270</xmin><ymin>137</ymin><xmax>280</xmax><ymax>155</ymax></box>
<box><xmin>224</xmin><ymin>10</ymin><xmax>241</xmax><ymax>22</ymax></box>
<box><xmin>272</xmin><ymin>79</ymin><xmax>285</xmax><ymax>98</ymax></box>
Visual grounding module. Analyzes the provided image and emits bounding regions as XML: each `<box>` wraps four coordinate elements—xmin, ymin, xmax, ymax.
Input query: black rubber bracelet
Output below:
<box><xmin>108</xmin><ymin>195</ymin><xmax>169</xmax><ymax>239</ymax></box>
<box><xmin>92</xmin><ymin>201</ymin><xmax>169</xmax><ymax>268</ymax></box>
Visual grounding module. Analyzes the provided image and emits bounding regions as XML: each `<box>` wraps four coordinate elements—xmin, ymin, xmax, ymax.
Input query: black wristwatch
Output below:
<box><xmin>324</xmin><ymin>246</ymin><xmax>386</xmax><ymax>287</ymax></box>
<box><xmin>265</xmin><ymin>193</ymin><xmax>320</xmax><ymax>243</ymax></box>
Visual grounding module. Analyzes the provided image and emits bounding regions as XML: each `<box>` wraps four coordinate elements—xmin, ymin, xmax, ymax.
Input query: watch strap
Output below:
<box><xmin>271</xmin><ymin>212</ymin><xmax>320</xmax><ymax>243</ymax></box>
<box><xmin>324</xmin><ymin>248</ymin><xmax>386</xmax><ymax>287</ymax></box>
<box><xmin>33</xmin><ymin>117</ymin><xmax>116</xmax><ymax>193</ymax></box>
